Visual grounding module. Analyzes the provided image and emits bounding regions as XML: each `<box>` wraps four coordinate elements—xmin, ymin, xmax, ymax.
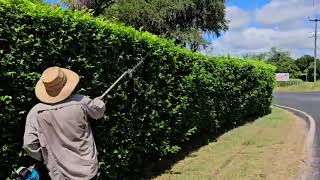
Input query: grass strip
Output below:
<box><xmin>155</xmin><ymin>108</ymin><xmax>307</xmax><ymax>180</ymax></box>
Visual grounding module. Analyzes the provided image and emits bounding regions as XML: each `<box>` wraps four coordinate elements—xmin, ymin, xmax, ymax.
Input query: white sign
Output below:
<box><xmin>276</xmin><ymin>73</ymin><xmax>290</xmax><ymax>81</ymax></box>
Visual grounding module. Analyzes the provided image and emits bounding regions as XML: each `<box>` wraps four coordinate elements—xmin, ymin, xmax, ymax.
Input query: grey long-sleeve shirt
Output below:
<box><xmin>23</xmin><ymin>94</ymin><xmax>106</xmax><ymax>180</ymax></box>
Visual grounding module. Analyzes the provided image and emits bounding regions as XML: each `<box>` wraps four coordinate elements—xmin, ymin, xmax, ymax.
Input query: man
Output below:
<box><xmin>23</xmin><ymin>66</ymin><xmax>105</xmax><ymax>180</ymax></box>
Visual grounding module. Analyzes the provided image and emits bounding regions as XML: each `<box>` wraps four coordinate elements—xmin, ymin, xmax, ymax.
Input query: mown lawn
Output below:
<box><xmin>154</xmin><ymin>108</ymin><xmax>307</xmax><ymax>180</ymax></box>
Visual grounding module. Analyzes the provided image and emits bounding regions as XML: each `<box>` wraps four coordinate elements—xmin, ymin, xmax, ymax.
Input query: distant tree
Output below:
<box><xmin>63</xmin><ymin>0</ymin><xmax>228</xmax><ymax>51</ymax></box>
<box><xmin>266</xmin><ymin>47</ymin><xmax>292</xmax><ymax>63</ymax></box>
<box><xmin>275</xmin><ymin>60</ymin><xmax>301</xmax><ymax>78</ymax></box>
<box><xmin>306</xmin><ymin>60</ymin><xmax>320</xmax><ymax>81</ymax></box>
<box><xmin>62</xmin><ymin>0</ymin><xmax>115</xmax><ymax>15</ymax></box>
<box><xmin>296</xmin><ymin>55</ymin><xmax>314</xmax><ymax>72</ymax></box>
<box><xmin>264</xmin><ymin>47</ymin><xmax>301</xmax><ymax>78</ymax></box>
<box><xmin>242</xmin><ymin>52</ymin><xmax>268</xmax><ymax>60</ymax></box>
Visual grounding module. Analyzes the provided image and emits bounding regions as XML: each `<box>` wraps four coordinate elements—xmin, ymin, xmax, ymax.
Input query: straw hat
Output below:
<box><xmin>35</xmin><ymin>66</ymin><xmax>80</xmax><ymax>104</ymax></box>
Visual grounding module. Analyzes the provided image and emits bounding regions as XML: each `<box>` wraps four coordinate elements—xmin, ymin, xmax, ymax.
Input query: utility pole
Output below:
<box><xmin>309</xmin><ymin>17</ymin><xmax>320</xmax><ymax>82</ymax></box>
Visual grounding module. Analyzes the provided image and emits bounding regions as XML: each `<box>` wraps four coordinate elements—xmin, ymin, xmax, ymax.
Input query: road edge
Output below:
<box><xmin>273</xmin><ymin>104</ymin><xmax>316</xmax><ymax>180</ymax></box>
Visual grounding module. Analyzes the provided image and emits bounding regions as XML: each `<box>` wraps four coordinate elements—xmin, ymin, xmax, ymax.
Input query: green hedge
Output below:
<box><xmin>0</xmin><ymin>0</ymin><xmax>275</xmax><ymax>178</ymax></box>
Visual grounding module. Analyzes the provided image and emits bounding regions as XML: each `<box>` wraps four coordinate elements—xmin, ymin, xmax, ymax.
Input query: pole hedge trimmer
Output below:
<box><xmin>99</xmin><ymin>51</ymin><xmax>153</xmax><ymax>99</ymax></box>
<box><xmin>100</xmin><ymin>57</ymin><xmax>145</xmax><ymax>99</ymax></box>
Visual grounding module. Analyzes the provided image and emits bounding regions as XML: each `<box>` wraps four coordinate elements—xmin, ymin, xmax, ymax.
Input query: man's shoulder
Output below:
<box><xmin>28</xmin><ymin>103</ymin><xmax>41</xmax><ymax>113</ymax></box>
<box><xmin>27</xmin><ymin>95</ymin><xmax>91</xmax><ymax>116</ymax></box>
<box><xmin>28</xmin><ymin>103</ymin><xmax>49</xmax><ymax>115</ymax></box>
<box><xmin>70</xmin><ymin>94</ymin><xmax>93</xmax><ymax>104</ymax></box>
<box><xmin>70</xmin><ymin>94</ymin><xmax>86</xmax><ymax>101</ymax></box>
<box><xmin>26</xmin><ymin>103</ymin><xmax>48</xmax><ymax>123</ymax></box>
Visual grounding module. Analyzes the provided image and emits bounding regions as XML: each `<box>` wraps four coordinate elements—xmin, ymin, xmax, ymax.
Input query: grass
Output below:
<box><xmin>275</xmin><ymin>82</ymin><xmax>320</xmax><ymax>92</ymax></box>
<box><xmin>154</xmin><ymin>108</ymin><xmax>306</xmax><ymax>180</ymax></box>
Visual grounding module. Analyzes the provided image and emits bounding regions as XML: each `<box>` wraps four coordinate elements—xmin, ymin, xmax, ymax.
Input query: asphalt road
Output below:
<box><xmin>274</xmin><ymin>92</ymin><xmax>320</xmax><ymax>179</ymax></box>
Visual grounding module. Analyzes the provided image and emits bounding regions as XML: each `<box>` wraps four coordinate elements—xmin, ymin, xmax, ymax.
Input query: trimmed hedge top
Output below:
<box><xmin>0</xmin><ymin>0</ymin><xmax>275</xmax><ymax>179</ymax></box>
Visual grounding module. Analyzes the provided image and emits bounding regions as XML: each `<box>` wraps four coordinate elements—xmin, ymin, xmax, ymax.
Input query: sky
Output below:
<box><xmin>45</xmin><ymin>0</ymin><xmax>57</xmax><ymax>3</ymax></box>
<box><xmin>44</xmin><ymin>0</ymin><xmax>320</xmax><ymax>59</ymax></box>
<box><xmin>202</xmin><ymin>0</ymin><xmax>320</xmax><ymax>58</ymax></box>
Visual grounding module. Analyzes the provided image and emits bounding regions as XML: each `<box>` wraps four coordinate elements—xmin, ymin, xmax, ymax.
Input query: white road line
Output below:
<box><xmin>273</xmin><ymin>104</ymin><xmax>316</xmax><ymax>180</ymax></box>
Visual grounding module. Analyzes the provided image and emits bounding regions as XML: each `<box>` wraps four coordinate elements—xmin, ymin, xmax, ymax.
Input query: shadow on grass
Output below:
<box><xmin>129</xmin><ymin>115</ymin><xmax>262</xmax><ymax>179</ymax></box>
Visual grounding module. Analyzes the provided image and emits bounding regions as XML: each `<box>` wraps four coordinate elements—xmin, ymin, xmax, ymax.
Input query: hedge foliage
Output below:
<box><xmin>0</xmin><ymin>0</ymin><xmax>275</xmax><ymax>178</ymax></box>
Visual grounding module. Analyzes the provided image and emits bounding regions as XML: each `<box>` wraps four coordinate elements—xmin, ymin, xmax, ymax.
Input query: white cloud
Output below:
<box><xmin>204</xmin><ymin>27</ymin><xmax>314</xmax><ymax>58</ymax></box>
<box><xmin>226</xmin><ymin>6</ymin><xmax>251</xmax><ymax>29</ymax></box>
<box><xmin>204</xmin><ymin>1</ymin><xmax>319</xmax><ymax>58</ymax></box>
<box><xmin>256</xmin><ymin>0</ymin><xmax>320</xmax><ymax>26</ymax></box>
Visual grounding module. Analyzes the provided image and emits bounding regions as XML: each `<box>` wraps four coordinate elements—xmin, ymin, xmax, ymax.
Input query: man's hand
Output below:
<box><xmin>96</xmin><ymin>96</ymin><xmax>103</xmax><ymax>100</ymax></box>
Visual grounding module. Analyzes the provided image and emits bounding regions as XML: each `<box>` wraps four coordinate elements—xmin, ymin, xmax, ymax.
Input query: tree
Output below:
<box><xmin>64</xmin><ymin>0</ymin><xmax>228</xmax><ymax>51</ymax></box>
<box><xmin>275</xmin><ymin>60</ymin><xmax>301</xmax><ymax>78</ymax></box>
<box><xmin>264</xmin><ymin>47</ymin><xmax>301</xmax><ymax>78</ymax></box>
<box><xmin>295</xmin><ymin>55</ymin><xmax>313</xmax><ymax>73</ymax></box>
<box><xmin>62</xmin><ymin>0</ymin><xmax>115</xmax><ymax>15</ymax></box>
<box><xmin>306</xmin><ymin>60</ymin><xmax>320</xmax><ymax>81</ymax></box>
<box><xmin>266</xmin><ymin>47</ymin><xmax>292</xmax><ymax>63</ymax></box>
<box><xmin>242</xmin><ymin>52</ymin><xmax>268</xmax><ymax>60</ymax></box>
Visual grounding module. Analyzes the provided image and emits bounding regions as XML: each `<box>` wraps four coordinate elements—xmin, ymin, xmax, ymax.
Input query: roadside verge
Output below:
<box><xmin>155</xmin><ymin>108</ymin><xmax>307</xmax><ymax>180</ymax></box>
<box><xmin>273</xmin><ymin>104</ymin><xmax>316</xmax><ymax>180</ymax></box>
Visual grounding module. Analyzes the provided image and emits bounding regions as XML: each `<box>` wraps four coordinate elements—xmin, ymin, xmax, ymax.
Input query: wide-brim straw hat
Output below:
<box><xmin>35</xmin><ymin>66</ymin><xmax>79</xmax><ymax>104</ymax></box>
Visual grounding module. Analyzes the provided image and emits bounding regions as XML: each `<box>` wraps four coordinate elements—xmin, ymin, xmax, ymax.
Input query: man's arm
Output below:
<box><xmin>23</xmin><ymin>113</ymin><xmax>42</xmax><ymax>161</ymax></box>
<box><xmin>83</xmin><ymin>96</ymin><xmax>106</xmax><ymax>120</ymax></box>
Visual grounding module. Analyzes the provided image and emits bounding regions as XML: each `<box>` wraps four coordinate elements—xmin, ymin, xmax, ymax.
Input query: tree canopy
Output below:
<box><xmin>296</xmin><ymin>55</ymin><xmax>314</xmax><ymax>73</ymax></box>
<box><xmin>266</xmin><ymin>48</ymin><xmax>300</xmax><ymax>78</ymax></box>
<box><xmin>63</xmin><ymin>0</ymin><xmax>228</xmax><ymax>51</ymax></box>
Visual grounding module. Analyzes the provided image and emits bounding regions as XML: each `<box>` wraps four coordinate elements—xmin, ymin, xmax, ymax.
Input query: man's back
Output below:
<box><xmin>24</xmin><ymin>94</ymin><xmax>105</xmax><ymax>180</ymax></box>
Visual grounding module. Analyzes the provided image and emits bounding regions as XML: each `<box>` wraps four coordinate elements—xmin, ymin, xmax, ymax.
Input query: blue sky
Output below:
<box><xmin>202</xmin><ymin>0</ymin><xmax>320</xmax><ymax>58</ymax></box>
<box><xmin>44</xmin><ymin>0</ymin><xmax>57</xmax><ymax>3</ymax></box>
<box><xmin>225</xmin><ymin>0</ymin><xmax>270</xmax><ymax>28</ymax></box>
<box><xmin>45</xmin><ymin>0</ymin><xmax>319</xmax><ymax>58</ymax></box>
<box><xmin>226</xmin><ymin>0</ymin><xmax>270</xmax><ymax>11</ymax></box>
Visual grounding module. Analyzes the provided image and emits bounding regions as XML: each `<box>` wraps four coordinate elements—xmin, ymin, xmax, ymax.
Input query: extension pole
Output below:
<box><xmin>99</xmin><ymin>57</ymin><xmax>145</xmax><ymax>99</ymax></box>
<box><xmin>100</xmin><ymin>70</ymin><xmax>129</xmax><ymax>99</ymax></box>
